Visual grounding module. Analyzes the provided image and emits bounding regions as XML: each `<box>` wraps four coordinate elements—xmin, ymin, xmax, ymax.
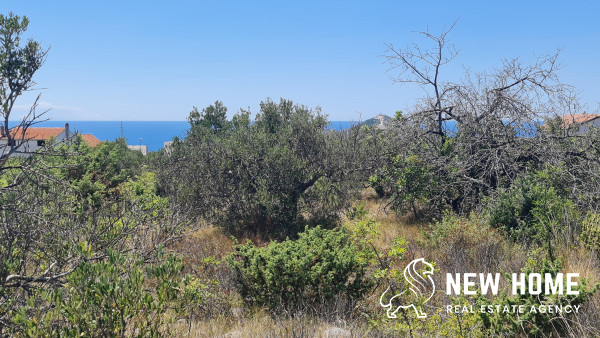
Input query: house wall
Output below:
<box><xmin>578</xmin><ymin>118</ymin><xmax>600</xmax><ymax>135</ymax></box>
<box><xmin>127</xmin><ymin>145</ymin><xmax>148</xmax><ymax>156</ymax></box>
<box><xmin>0</xmin><ymin>128</ymin><xmax>69</xmax><ymax>158</ymax></box>
<box><xmin>0</xmin><ymin>139</ymin><xmax>43</xmax><ymax>157</ymax></box>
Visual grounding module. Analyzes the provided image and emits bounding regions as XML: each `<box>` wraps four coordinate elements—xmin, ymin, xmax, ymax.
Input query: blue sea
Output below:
<box><xmin>28</xmin><ymin>120</ymin><xmax>355</xmax><ymax>152</ymax></box>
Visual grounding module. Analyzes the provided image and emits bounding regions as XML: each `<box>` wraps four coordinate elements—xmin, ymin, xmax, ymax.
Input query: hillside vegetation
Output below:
<box><xmin>2</xmin><ymin>13</ymin><xmax>600</xmax><ymax>337</ymax></box>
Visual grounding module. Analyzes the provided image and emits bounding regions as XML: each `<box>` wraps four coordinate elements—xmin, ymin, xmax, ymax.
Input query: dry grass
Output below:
<box><xmin>167</xmin><ymin>191</ymin><xmax>600</xmax><ymax>337</ymax></box>
<box><xmin>173</xmin><ymin>313</ymin><xmax>378</xmax><ymax>337</ymax></box>
<box><xmin>564</xmin><ymin>245</ymin><xmax>600</xmax><ymax>333</ymax></box>
<box><xmin>173</xmin><ymin>225</ymin><xmax>234</xmax><ymax>279</ymax></box>
<box><xmin>353</xmin><ymin>188</ymin><xmax>424</xmax><ymax>255</ymax></box>
<box><xmin>167</xmin><ymin>192</ymin><xmax>413</xmax><ymax>337</ymax></box>
<box><xmin>564</xmin><ymin>246</ymin><xmax>600</xmax><ymax>285</ymax></box>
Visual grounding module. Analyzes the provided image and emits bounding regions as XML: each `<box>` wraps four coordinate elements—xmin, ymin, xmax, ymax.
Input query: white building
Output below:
<box><xmin>163</xmin><ymin>141</ymin><xmax>173</xmax><ymax>155</ymax></box>
<box><xmin>127</xmin><ymin>144</ymin><xmax>148</xmax><ymax>156</ymax></box>
<box><xmin>0</xmin><ymin>123</ymin><xmax>101</xmax><ymax>157</ymax></box>
<box><xmin>562</xmin><ymin>114</ymin><xmax>600</xmax><ymax>135</ymax></box>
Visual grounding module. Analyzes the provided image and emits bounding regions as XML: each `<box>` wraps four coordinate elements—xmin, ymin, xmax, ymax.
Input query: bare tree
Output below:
<box><xmin>384</xmin><ymin>21</ymin><xmax>459</xmax><ymax>147</ymax></box>
<box><xmin>381</xmin><ymin>22</ymin><xmax>578</xmax><ymax>215</ymax></box>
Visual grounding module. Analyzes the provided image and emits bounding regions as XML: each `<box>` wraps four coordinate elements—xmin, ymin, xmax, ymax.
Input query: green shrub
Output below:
<box><xmin>487</xmin><ymin>168</ymin><xmax>580</xmax><ymax>258</ymax></box>
<box><xmin>227</xmin><ymin>226</ymin><xmax>373</xmax><ymax>315</ymax></box>
<box><xmin>157</xmin><ymin>99</ymin><xmax>348</xmax><ymax>238</ymax></box>
<box><xmin>0</xmin><ymin>143</ymin><xmax>183</xmax><ymax>335</ymax></box>
<box><xmin>476</xmin><ymin>256</ymin><xmax>599</xmax><ymax>337</ymax></box>
<box><xmin>581</xmin><ymin>212</ymin><xmax>600</xmax><ymax>257</ymax></box>
<box><xmin>370</xmin><ymin>154</ymin><xmax>435</xmax><ymax>218</ymax></box>
<box><xmin>419</xmin><ymin>212</ymin><xmax>509</xmax><ymax>273</ymax></box>
<box><xmin>11</xmin><ymin>249</ymin><xmax>204</xmax><ymax>337</ymax></box>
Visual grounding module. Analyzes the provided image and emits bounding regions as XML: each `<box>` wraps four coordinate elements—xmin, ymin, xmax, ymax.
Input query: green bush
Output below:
<box><xmin>370</xmin><ymin>154</ymin><xmax>436</xmax><ymax>218</ymax></box>
<box><xmin>419</xmin><ymin>212</ymin><xmax>509</xmax><ymax>273</ymax></box>
<box><xmin>227</xmin><ymin>226</ymin><xmax>373</xmax><ymax>315</ymax></box>
<box><xmin>11</xmin><ymin>250</ymin><xmax>204</xmax><ymax>337</ymax></box>
<box><xmin>487</xmin><ymin>168</ymin><xmax>580</xmax><ymax>258</ymax></box>
<box><xmin>57</xmin><ymin>137</ymin><xmax>145</xmax><ymax>198</ymax></box>
<box><xmin>0</xmin><ymin>142</ymin><xmax>181</xmax><ymax>335</ymax></box>
<box><xmin>581</xmin><ymin>211</ymin><xmax>600</xmax><ymax>257</ymax></box>
<box><xmin>157</xmin><ymin>99</ymin><xmax>348</xmax><ymax>238</ymax></box>
<box><xmin>476</xmin><ymin>256</ymin><xmax>599</xmax><ymax>337</ymax></box>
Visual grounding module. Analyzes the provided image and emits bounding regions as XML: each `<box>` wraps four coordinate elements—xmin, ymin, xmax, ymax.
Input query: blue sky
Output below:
<box><xmin>4</xmin><ymin>1</ymin><xmax>600</xmax><ymax>121</ymax></box>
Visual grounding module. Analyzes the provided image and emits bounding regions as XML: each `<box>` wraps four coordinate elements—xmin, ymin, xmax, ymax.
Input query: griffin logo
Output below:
<box><xmin>379</xmin><ymin>258</ymin><xmax>435</xmax><ymax>318</ymax></box>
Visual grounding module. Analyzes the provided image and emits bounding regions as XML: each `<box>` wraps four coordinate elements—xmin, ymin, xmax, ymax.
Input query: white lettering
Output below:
<box><xmin>567</xmin><ymin>273</ymin><xmax>579</xmax><ymax>295</ymax></box>
<box><xmin>529</xmin><ymin>273</ymin><xmax>542</xmax><ymax>295</ymax></box>
<box><xmin>446</xmin><ymin>273</ymin><xmax>461</xmax><ymax>295</ymax></box>
<box><xmin>464</xmin><ymin>273</ymin><xmax>477</xmax><ymax>295</ymax></box>
<box><xmin>480</xmin><ymin>273</ymin><xmax>500</xmax><ymax>295</ymax></box>
<box><xmin>512</xmin><ymin>273</ymin><xmax>526</xmax><ymax>295</ymax></box>
<box><xmin>544</xmin><ymin>273</ymin><xmax>563</xmax><ymax>294</ymax></box>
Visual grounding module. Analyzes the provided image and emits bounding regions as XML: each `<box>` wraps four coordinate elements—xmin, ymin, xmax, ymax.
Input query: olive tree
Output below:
<box><xmin>156</xmin><ymin>98</ymin><xmax>386</xmax><ymax>238</ymax></box>
<box><xmin>158</xmin><ymin>99</ymin><xmax>333</xmax><ymax>237</ymax></box>
<box><xmin>0</xmin><ymin>13</ymin><xmax>48</xmax><ymax>161</ymax></box>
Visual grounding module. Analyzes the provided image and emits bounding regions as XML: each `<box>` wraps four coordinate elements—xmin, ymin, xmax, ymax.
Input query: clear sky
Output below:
<box><xmin>4</xmin><ymin>1</ymin><xmax>600</xmax><ymax>121</ymax></box>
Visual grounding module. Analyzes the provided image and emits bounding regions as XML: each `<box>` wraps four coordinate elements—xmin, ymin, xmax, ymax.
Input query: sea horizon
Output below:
<box><xmin>10</xmin><ymin>120</ymin><xmax>358</xmax><ymax>151</ymax></box>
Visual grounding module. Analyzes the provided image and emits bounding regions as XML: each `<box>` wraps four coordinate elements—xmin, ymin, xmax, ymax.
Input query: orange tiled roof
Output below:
<box><xmin>80</xmin><ymin>134</ymin><xmax>101</xmax><ymax>147</ymax></box>
<box><xmin>0</xmin><ymin>127</ymin><xmax>65</xmax><ymax>140</ymax></box>
<box><xmin>1</xmin><ymin>126</ymin><xmax>101</xmax><ymax>147</ymax></box>
<box><xmin>562</xmin><ymin>114</ymin><xmax>600</xmax><ymax>128</ymax></box>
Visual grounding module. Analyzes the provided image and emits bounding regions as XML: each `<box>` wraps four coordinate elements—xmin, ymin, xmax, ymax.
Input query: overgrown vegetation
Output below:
<box><xmin>156</xmin><ymin>98</ymin><xmax>383</xmax><ymax>239</ymax></box>
<box><xmin>2</xmin><ymin>14</ymin><xmax>600</xmax><ymax>337</ymax></box>
<box><xmin>227</xmin><ymin>226</ymin><xmax>373</xmax><ymax>316</ymax></box>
